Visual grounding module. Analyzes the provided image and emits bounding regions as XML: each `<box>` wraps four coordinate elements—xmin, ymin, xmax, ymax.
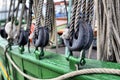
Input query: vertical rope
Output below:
<box><xmin>89</xmin><ymin>0</ymin><xmax>94</xmax><ymax>24</ymax></box>
<box><xmin>35</xmin><ymin>0</ymin><xmax>44</xmax><ymax>35</ymax></box>
<box><xmin>69</xmin><ymin>0</ymin><xmax>78</xmax><ymax>37</ymax></box>
<box><xmin>86</xmin><ymin>0</ymin><xmax>91</xmax><ymax>22</ymax></box>
<box><xmin>74</xmin><ymin>0</ymin><xmax>82</xmax><ymax>33</ymax></box>
<box><xmin>7</xmin><ymin>0</ymin><xmax>12</xmax><ymax>22</ymax></box>
<box><xmin>82</xmin><ymin>0</ymin><xmax>86</xmax><ymax>20</ymax></box>
<box><xmin>36</xmin><ymin>0</ymin><xmax>44</xmax><ymax>27</ymax></box>
<box><xmin>27</xmin><ymin>0</ymin><xmax>33</xmax><ymax>30</ymax></box>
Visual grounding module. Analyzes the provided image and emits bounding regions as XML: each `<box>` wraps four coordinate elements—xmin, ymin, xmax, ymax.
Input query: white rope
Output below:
<box><xmin>6</xmin><ymin>52</ymin><xmax>40</xmax><ymax>80</ymax></box>
<box><xmin>5</xmin><ymin>50</ymin><xmax>120</xmax><ymax>80</ymax></box>
<box><xmin>52</xmin><ymin>68</ymin><xmax>120</xmax><ymax>80</ymax></box>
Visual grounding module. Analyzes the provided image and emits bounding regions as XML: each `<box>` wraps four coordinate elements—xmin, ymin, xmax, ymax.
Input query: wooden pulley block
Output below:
<box><xmin>63</xmin><ymin>20</ymin><xmax>93</xmax><ymax>51</ymax></box>
<box><xmin>18</xmin><ymin>29</ymin><xmax>29</xmax><ymax>46</ymax></box>
<box><xmin>33</xmin><ymin>27</ymin><xmax>49</xmax><ymax>47</ymax></box>
<box><xmin>63</xmin><ymin>21</ymin><xmax>85</xmax><ymax>51</ymax></box>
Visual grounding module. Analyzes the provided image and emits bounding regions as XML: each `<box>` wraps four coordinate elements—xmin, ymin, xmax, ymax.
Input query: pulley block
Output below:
<box><xmin>33</xmin><ymin>27</ymin><xmax>49</xmax><ymax>48</ymax></box>
<box><xmin>18</xmin><ymin>29</ymin><xmax>29</xmax><ymax>46</ymax></box>
<box><xmin>64</xmin><ymin>20</ymin><xmax>93</xmax><ymax>51</ymax></box>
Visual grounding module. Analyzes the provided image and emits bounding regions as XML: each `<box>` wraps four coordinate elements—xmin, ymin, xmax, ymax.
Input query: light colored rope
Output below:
<box><xmin>52</xmin><ymin>68</ymin><xmax>120</xmax><ymax>80</ymax></box>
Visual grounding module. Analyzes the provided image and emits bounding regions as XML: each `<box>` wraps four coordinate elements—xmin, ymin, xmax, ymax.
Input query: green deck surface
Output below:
<box><xmin>0</xmin><ymin>36</ymin><xmax>120</xmax><ymax>80</ymax></box>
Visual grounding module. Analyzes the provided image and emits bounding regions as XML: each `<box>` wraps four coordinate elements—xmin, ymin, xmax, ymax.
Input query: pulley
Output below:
<box><xmin>64</xmin><ymin>20</ymin><xmax>93</xmax><ymax>51</ymax></box>
<box><xmin>18</xmin><ymin>29</ymin><xmax>29</xmax><ymax>46</ymax></box>
<box><xmin>33</xmin><ymin>27</ymin><xmax>49</xmax><ymax>48</ymax></box>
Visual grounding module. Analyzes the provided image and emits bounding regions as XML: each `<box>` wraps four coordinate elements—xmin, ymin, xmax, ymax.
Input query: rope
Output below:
<box><xmin>17</xmin><ymin>0</ymin><xmax>26</xmax><ymax>35</ymax></box>
<box><xmin>69</xmin><ymin>0</ymin><xmax>78</xmax><ymax>38</ymax></box>
<box><xmin>27</xmin><ymin>0</ymin><xmax>33</xmax><ymax>30</ymax></box>
<box><xmin>15</xmin><ymin>1</ymin><xmax>20</xmax><ymax>20</ymax></box>
<box><xmin>5</xmin><ymin>49</ymin><xmax>120</xmax><ymax>80</ymax></box>
<box><xmin>7</xmin><ymin>0</ymin><xmax>12</xmax><ymax>22</ymax></box>
<box><xmin>52</xmin><ymin>68</ymin><xmax>120</xmax><ymax>80</ymax></box>
<box><xmin>82</xmin><ymin>0</ymin><xmax>86</xmax><ymax>20</ymax></box>
<box><xmin>89</xmin><ymin>0</ymin><xmax>94</xmax><ymax>24</ymax></box>
<box><xmin>5</xmin><ymin>51</ymin><xmax>40</xmax><ymax>80</ymax></box>
<box><xmin>34</xmin><ymin>0</ymin><xmax>44</xmax><ymax>37</ymax></box>
<box><xmin>86</xmin><ymin>0</ymin><xmax>91</xmax><ymax>22</ymax></box>
<box><xmin>74</xmin><ymin>0</ymin><xmax>82</xmax><ymax>33</ymax></box>
<box><xmin>35</xmin><ymin>0</ymin><xmax>44</xmax><ymax>27</ymax></box>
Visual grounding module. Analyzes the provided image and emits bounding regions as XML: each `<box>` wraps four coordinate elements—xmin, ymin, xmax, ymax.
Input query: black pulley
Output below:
<box><xmin>18</xmin><ymin>29</ymin><xmax>29</xmax><ymax>46</ymax></box>
<box><xmin>64</xmin><ymin>21</ymin><xmax>85</xmax><ymax>51</ymax></box>
<box><xmin>33</xmin><ymin>27</ymin><xmax>49</xmax><ymax>48</ymax></box>
<box><xmin>0</xmin><ymin>27</ymin><xmax>8</xmax><ymax>39</ymax></box>
<box><xmin>83</xmin><ymin>23</ymin><xmax>93</xmax><ymax>50</ymax></box>
<box><xmin>63</xmin><ymin>20</ymin><xmax>93</xmax><ymax>51</ymax></box>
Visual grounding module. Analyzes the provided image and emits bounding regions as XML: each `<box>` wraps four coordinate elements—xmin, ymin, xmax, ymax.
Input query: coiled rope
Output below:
<box><xmin>5</xmin><ymin>49</ymin><xmax>120</xmax><ymax>80</ymax></box>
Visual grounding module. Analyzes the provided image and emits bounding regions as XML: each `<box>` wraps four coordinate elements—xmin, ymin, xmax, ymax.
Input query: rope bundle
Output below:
<box><xmin>95</xmin><ymin>0</ymin><xmax>120</xmax><ymax>62</ymax></box>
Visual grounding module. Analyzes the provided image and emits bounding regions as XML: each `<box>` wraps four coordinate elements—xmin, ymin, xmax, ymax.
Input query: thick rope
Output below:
<box><xmin>82</xmin><ymin>0</ymin><xmax>86</xmax><ymax>20</ymax></box>
<box><xmin>35</xmin><ymin>0</ymin><xmax>44</xmax><ymax>27</ymax></box>
<box><xmin>34</xmin><ymin>0</ymin><xmax>44</xmax><ymax>38</ymax></box>
<box><xmin>27</xmin><ymin>0</ymin><xmax>33</xmax><ymax>30</ymax></box>
<box><xmin>74</xmin><ymin>0</ymin><xmax>82</xmax><ymax>33</ymax></box>
<box><xmin>89</xmin><ymin>0</ymin><xmax>94</xmax><ymax>24</ymax></box>
<box><xmin>5</xmin><ymin>51</ymin><xmax>40</xmax><ymax>80</ymax></box>
<box><xmin>17</xmin><ymin>0</ymin><xmax>26</xmax><ymax>35</ymax></box>
<box><xmin>86</xmin><ymin>0</ymin><xmax>91</xmax><ymax>22</ymax></box>
<box><xmin>69</xmin><ymin>0</ymin><xmax>78</xmax><ymax>38</ymax></box>
<box><xmin>52</xmin><ymin>68</ymin><xmax>120</xmax><ymax>80</ymax></box>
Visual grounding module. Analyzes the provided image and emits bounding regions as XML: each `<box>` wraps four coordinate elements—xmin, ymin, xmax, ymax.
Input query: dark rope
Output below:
<box><xmin>86</xmin><ymin>0</ymin><xmax>91</xmax><ymax>22</ymax></box>
<box><xmin>69</xmin><ymin>0</ymin><xmax>78</xmax><ymax>38</ymax></box>
<box><xmin>89</xmin><ymin>0</ymin><xmax>94</xmax><ymax>24</ymax></box>
<box><xmin>74</xmin><ymin>0</ymin><xmax>82</xmax><ymax>33</ymax></box>
<box><xmin>82</xmin><ymin>0</ymin><xmax>86</xmax><ymax>20</ymax></box>
<box><xmin>64</xmin><ymin>0</ymin><xmax>68</xmax><ymax>24</ymax></box>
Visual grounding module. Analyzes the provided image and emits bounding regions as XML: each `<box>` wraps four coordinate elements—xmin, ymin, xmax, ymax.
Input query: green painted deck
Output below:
<box><xmin>0</xmin><ymin>36</ymin><xmax>120</xmax><ymax>80</ymax></box>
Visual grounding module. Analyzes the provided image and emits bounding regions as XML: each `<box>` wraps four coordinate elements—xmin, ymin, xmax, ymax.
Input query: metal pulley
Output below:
<box><xmin>64</xmin><ymin>20</ymin><xmax>93</xmax><ymax>51</ymax></box>
<box><xmin>34</xmin><ymin>27</ymin><xmax>49</xmax><ymax>48</ymax></box>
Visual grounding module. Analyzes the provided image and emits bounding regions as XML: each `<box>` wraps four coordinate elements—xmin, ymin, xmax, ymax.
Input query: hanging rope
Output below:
<box><xmin>96</xmin><ymin>0</ymin><xmax>120</xmax><ymax>62</ymax></box>
<box><xmin>82</xmin><ymin>0</ymin><xmax>86</xmax><ymax>20</ymax></box>
<box><xmin>7</xmin><ymin>0</ymin><xmax>12</xmax><ymax>22</ymax></box>
<box><xmin>89</xmin><ymin>0</ymin><xmax>94</xmax><ymax>24</ymax></box>
<box><xmin>74</xmin><ymin>0</ymin><xmax>82</xmax><ymax>33</ymax></box>
<box><xmin>86</xmin><ymin>0</ymin><xmax>91</xmax><ymax>22</ymax></box>
<box><xmin>69</xmin><ymin>0</ymin><xmax>78</xmax><ymax>38</ymax></box>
